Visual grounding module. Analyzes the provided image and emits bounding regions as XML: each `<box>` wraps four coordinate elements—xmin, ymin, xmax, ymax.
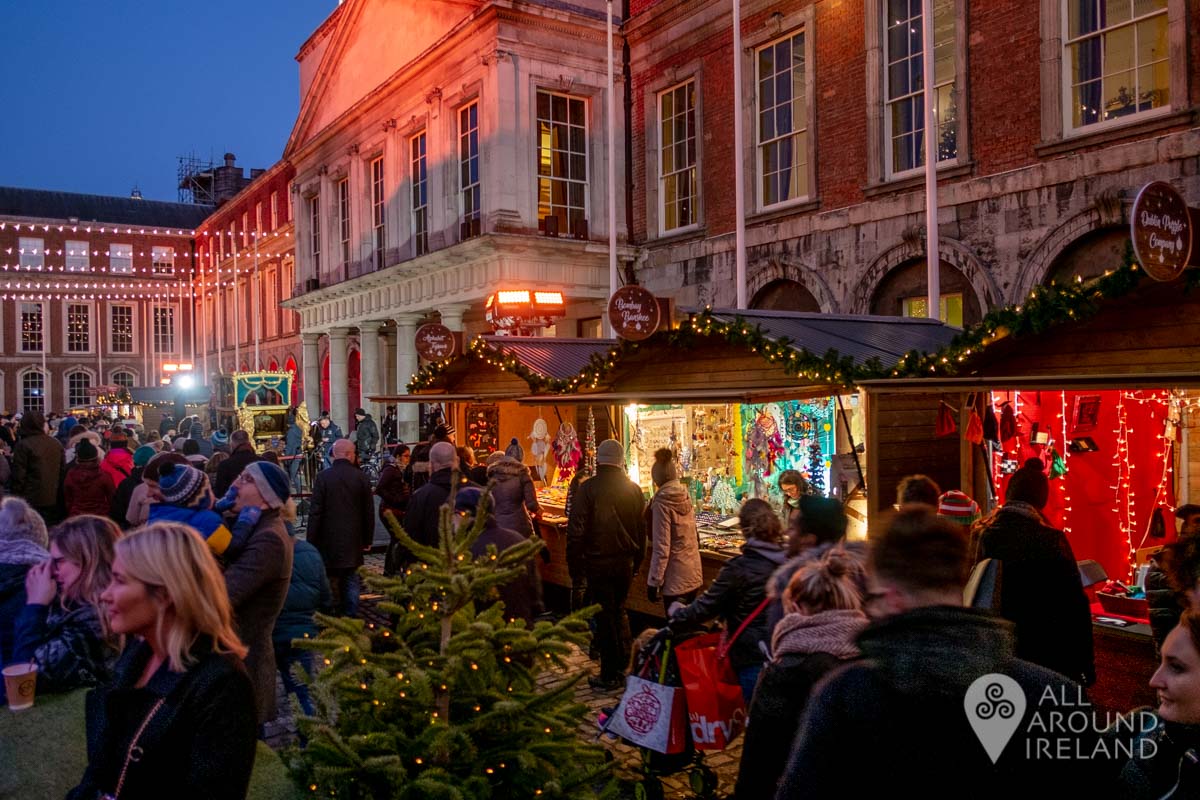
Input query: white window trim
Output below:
<box><xmin>656</xmin><ymin>78</ymin><xmax>702</xmax><ymax>237</ymax></box>
<box><xmin>369</xmin><ymin>154</ymin><xmax>386</xmax><ymax>268</ymax></box>
<box><xmin>64</xmin><ymin>366</ymin><xmax>97</xmax><ymax>410</ymax></box>
<box><xmin>336</xmin><ymin>177</ymin><xmax>351</xmax><ymax>267</ymax></box>
<box><xmin>109</xmin><ymin>243</ymin><xmax>134</xmax><ymax>274</ymax></box>
<box><xmin>151</xmin><ymin>245</ymin><xmax>175</xmax><ymax>275</ymax></box>
<box><xmin>19</xmin><ymin>237</ymin><xmax>45</xmax><ymax>270</ymax></box>
<box><xmin>65</xmin><ymin>240</ymin><xmax>90</xmax><ymax>272</ymax></box>
<box><xmin>108</xmin><ymin>303</ymin><xmax>138</xmax><ymax>355</ymax></box>
<box><xmin>18</xmin><ymin>367</ymin><xmax>49</xmax><ymax>414</ymax></box>
<box><xmin>152</xmin><ymin>303</ymin><xmax>177</xmax><ymax>355</ymax></box>
<box><xmin>410</xmin><ymin>130</ymin><xmax>430</xmax><ymax>258</ymax></box>
<box><xmin>458</xmin><ymin>100</ymin><xmax>482</xmax><ymax>238</ymax></box>
<box><xmin>1058</xmin><ymin>1</ymin><xmax>1173</xmax><ymax>138</ymax></box>
<box><xmin>643</xmin><ymin>63</ymin><xmax>706</xmax><ymax>240</ymax></box>
<box><xmin>62</xmin><ymin>299</ymin><xmax>95</xmax><ymax>355</ymax></box>
<box><xmin>535</xmin><ymin>89</ymin><xmax>592</xmax><ymax>234</ymax></box>
<box><xmin>19</xmin><ymin>301</ymin><xmax>46</xmax><ymax>354</ymax></box>
<box><xmin>271</xmin><ymin>192</ymin><xmax>279</xmax><ymax>230</ymax></box>
<box><xmin>109</xmin><ymin>368</ymin><xmax>138</xmax><ymax>389</ymax></box>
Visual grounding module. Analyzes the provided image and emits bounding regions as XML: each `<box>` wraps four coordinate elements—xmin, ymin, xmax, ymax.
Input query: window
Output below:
<box><xmin>1065</xmin><ymin>0</ymin><xmax>1168</xmax><ymax>130</ymax></box>
<box><xmin>337</xmin><ymin>177</ymin><xmax>350</xmax><ymax>266</ymax></box>
<box><xmin>884</xmin><ymin>0</ymin><xmax>957</xmax><ymax>175</ymax></box>
<box><xmin>67</xmin><ymin>303</ymin><xmax>90</xmax><ymax>352</ymax></box>
<box><xmin>757</xmin><ymin>31</ymin><xmax>810</xmax><ymax>206</ymax></box>
<box><xmin>578</xmin><ymin>317</ymin><xmax>603</xmax><ymax>338</ymax></box>
<box><xmin>154</xmin><ymin>305</ymin><xmax>175</xmax><ymax>353</ymax></box>
<box><xmin>459</xmin><ymin>102</ymin><xmax>481</xmax><ymax>239</ymax></box>
<box><xmin>19</xmin><ymin>237</ymin><xmax>44</xmax><ymax>270</ymax></box>
<box><xmin>242</xmin><ymin>213</ymin><xmax>249</xmax><ymax>247</ymax></box>
<box><xmin>255</xmin><ymin>202</ymin><xmax>263</xmax><ymax>237</ymax></box>
<box><xmin>371</xmin><ymin>155</ymin><xmax>385</xmax><ymax>270</ymax></box>
<box><xmin>659</xmin><ymin>81</ymin><xmax>697</xmax><ymax>232</ymax></box>
<box><xmin>902</xmin><ymin>292</ymin><xmax>963</xmax><ymax>327</ymax></box>
<box><xmin>65</xmin><ymin>240</ymin><xmax>89</xmax><ymax>271</ymax></box>
<box><xmin>110</xmin><ymin>243</ymin><xmax>133</xmax><ymax>274</ymax></box>
<box><xmin>537</xmin><ymin>91</ymin><xmax>588</xmax><ymax>236</ymax></box>
<box><xmin>264</xmin><ymin>268</ymin><xmax>278</xmax><ymax>339</ymax></box>
<box><xmin>110</xmin><ymin>304</ymin><xmax>134</xmax><ymax>353</ymax></box>
<box><xmin>111</xmin><ymin>370</ymin><xmax>135</xmax><ymax>391</ymax></box>
<box><xmin>151</xmin><ymin>246</ymin><xmax>174</xmax><ymax>275</ymax></box>
<box><xmin>20</xmin><ymin>302</ymin><xmax>43</xmax><ymax>352</ymax></box>
<box><xmin>411</xmin><ymin>133</ymin><xmax>429</xmax><ymax>257</ymax></box>
<box><xmin>308</xmin><ymin>195</ymin><xmax>321</xmax><ymax>275</ymax></box>
<box><xmin>21</xmin><ymin>370</ymin><xmax>45</xmax><ymax>414</ymax></box>
<box><xmin>67</xmin><ymin>371</ymin><xmax>91</xmax><ymax>409</ymax></box>
<box><xmin>271</xmin><ymin>192</ymin><xmax>279</xmax><ymax>229</ymax></box>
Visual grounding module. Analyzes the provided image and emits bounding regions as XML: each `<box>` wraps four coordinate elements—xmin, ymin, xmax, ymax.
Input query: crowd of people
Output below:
<box><xmin>3</xmin><ymin>406</ymin><xmax>1200</xmax><ymax>798</ymax></box>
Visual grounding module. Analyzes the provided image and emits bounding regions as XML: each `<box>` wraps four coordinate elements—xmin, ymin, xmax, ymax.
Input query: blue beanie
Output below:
<box><xmin>133</xmin><ymin>445</ymin><xmax>157</xmax><ymax>467</ymax></box>
<box><xmin>241</xmin><ymin>461</ymin><xmax>291</xmax><ymax>509</ymax></box>
<box><xmin>157</xmin><ymin>462</ymin><xmax>209</xmax><ymax>507</ymax></box>
<box><xmin>454</xmin><ymin>486</ymin><xmax>486</xmax><ymax>515</ymax></box>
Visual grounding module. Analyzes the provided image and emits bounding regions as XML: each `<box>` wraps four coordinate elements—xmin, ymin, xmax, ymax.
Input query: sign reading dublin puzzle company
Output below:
<box><xmin>1131</xmin><ymin>181</ymin><xmax>1195</xmax><ymax>282</ymax></box>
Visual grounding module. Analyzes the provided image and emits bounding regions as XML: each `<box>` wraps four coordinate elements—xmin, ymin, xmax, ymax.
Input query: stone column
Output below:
<box><xmin>301</xmin><ymin>332</ymin><xmax>322</xmax><ymax>416</ymax></box>
<box><xmin>439</xmin><ymin>303</ymin><xmax>469</xmax><ymax>332</ymax></box>
<box><xmin>358</xmin><ymin>320</ymin><xmax>382</xmax><ymax>425</ymax></box>
<box><xmin>327</xmin><ymin>328</ymin><xmax>351</xmax><ymax>432</ymax></box>
<box><xmin>392</xmin><ymin>313</ymin><xmax>423</xmax><ymax>444</ymax></box>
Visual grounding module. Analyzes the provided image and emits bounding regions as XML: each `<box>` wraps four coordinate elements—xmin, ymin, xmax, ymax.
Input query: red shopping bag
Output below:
<box><xmin>673</xmin><ymin>632</ymin><xmax>746</xmax><ymax>751</ymax></box>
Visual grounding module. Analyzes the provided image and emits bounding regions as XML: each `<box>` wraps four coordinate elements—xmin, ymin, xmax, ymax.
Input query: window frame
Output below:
<box><xmin>308</xmin><ymin>194</ymin><xmax>321</xmax><ymax>275</ymax></box>
<box><xmin>110</xmin><ymin>369</ymin><xmax>136</xmax><ymax>391</ymax></box>
<box><xmin>109</xmin><ymin>243</ymin><xmax>133</xmax><ymax>274</ymax></box>
<box><xmin>64</xmin><ymin>300</ymin><xmax>93</xmax><ymax>354</ymax></box>
<box><xmin>337</xmin><ymin>177</ymin><xmax>351</xmax><ymax>267</ymax></box>
<box><xmin>536</xmin><ymin>89</ymin><xmax>590</xmax><ymax>237</ymax></box>
<box><xmin>370</xmin><ymin>155</ymin><xmax>385</xmax><ymax>270</ymax></box>
<box><xmin>657</xmin><ymin>79</ymin><xmax>700</xmax><ymax>235</ymax></box>
<box><xmin>18</xmin><ymin>237</ymin><xmax>44</xmax><ymax>270</ymax></box>
<box><xmin>153</xmin><ymin>303</ymin><xmax>176</xmax><ymax>355</ymax></box>
<box><xmin>754</xmin><ymin>29</ymin><xmax>814</xmax><ymax>210</ymax></box>
<box><xmin>65</xmin><ymin>369</ymin><xmax>94</xmax><ymax>409</ymax></box>
<box><xmin>20</xmin><ymin>368</ymin><xmax>47</xmax><ymax>414</ymax></box>
<box><xmin>19</xmin><ymin>301</ymin><xmax>45</xmax><ymax>353</ymax></box>
<box><xmin>109</xmin><ymin>303</ymin><xmax>137</xmax><ymax>355</ymax></box>
<box><xmin>65</xmin><ymin>240</ymin><xmax>90</xmax><ymax>271</ymax></box>
<box><xmin>458</xmin><ymin>101</ymin><xmax>482</xmax><ymax>240</ymax></box>
<box><xmin>411</xmin><ymin>131</ymin><xmax>429</xmax><ymax>257</ymax></box>
<box><xmin>151</xmin><ymin>245</ymin><xmax>175</xmax><ymax>275</ymax></box>
<box><xmin>271</xmin><ymin>192</ymin><xmax>279</xmax><ymax>230</ymax></box>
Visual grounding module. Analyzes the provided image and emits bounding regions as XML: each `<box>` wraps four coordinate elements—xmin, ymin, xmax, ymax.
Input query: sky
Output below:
<box><xmin>0</xmin><ymin>1</ymin><xmax>335</xmax><ymax>203</ymax></box>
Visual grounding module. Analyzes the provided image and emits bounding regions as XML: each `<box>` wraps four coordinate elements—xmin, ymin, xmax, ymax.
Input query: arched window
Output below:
<box><xmin>66</xmin><ymin>370</ymin><xmax>92</xmax><ymax>409</ymax></box>
<box><xmin>20</xmin><ymin>369</ymin><xmax>46</xmax><ymax>414</ymax></box>
<box><xmin>268</xmin><ymin>357</ymin><xmax>279</xmax><ymax>371</ymax></box>
<box><xmin>111</xmin><ymin>370</ymin><xmax>136</xmax><ymax>390</ymax></box>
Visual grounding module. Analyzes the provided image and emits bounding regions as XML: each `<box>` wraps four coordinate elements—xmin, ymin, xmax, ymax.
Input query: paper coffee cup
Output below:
<box><xmin>3</xmin><ymin>663</ymin><xmax>37</xmax><ymax>711</ymax></box>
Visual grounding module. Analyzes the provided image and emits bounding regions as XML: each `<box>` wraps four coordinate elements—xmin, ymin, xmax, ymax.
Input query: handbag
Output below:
<box><xmin>101</xmin><ymin>697</ymin><xmax>166</xmax><ymax>799</ymax></box>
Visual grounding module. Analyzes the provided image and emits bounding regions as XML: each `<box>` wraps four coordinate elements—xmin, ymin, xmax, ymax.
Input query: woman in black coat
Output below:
<box><xmin>69</xmin><ymin>522</ymin><xmax>256</xmax><ymax>800</ymax></box>
<box><xmin>667</xmin><ymin>498</ymin><xmax>788</xmax><ymax>701</ymax></box>
<box><xmin>733</xmin><ymin>546</ymin><xmax>869</xmax><ymax>800</ymax></box>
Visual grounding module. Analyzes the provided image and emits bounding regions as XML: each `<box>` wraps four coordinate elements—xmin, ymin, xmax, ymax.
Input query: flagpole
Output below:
<box><xmin>923</xmin><ymin>0</ymin><xmax>940</xmax><ymax>318</ymax></box>
<box><xmin>733</xmin><ymin>0</ymin><xmax>747</xmax><ymax>309</ymax></box>
<box><xmin>253</xmin><ymin>232</ymin><xmax>261</xmax><ymax>369</ymax></box>
<box><xmin>233</xmin><ymin>235</ymin><xmax>241</xmax><ymax>371</ymax></box>
<box><xmin>606</xmin><ymin>0</ymin><xmax>618</xmax><ymax>330</ymax></box>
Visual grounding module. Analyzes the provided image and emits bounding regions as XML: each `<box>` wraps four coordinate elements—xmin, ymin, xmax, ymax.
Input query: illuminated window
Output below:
<box><xmin>242</xmin><ymin>213</ymin><xmax>249</xmax><ymax>247</ymax></box>
<box><xmin>21</xmin><ymin>370</ymin><xmax>45</xmax><ymax>414</ymax></box>
<box><xmin>884</xmin><ymin>0</ymin><xmax>957</xmax><ymax>175</ymax></box>
<box><xmin>66</xmin><ymin>303</ymin><xmax>90</xmax><ymax>352</ymax></box>
<box><xmin>371</xmin><ymin>155</ymin><xmax>385</xmax><ymax>270</ymax></box>
<box><xmin>1065</xmin><ymin>0</ymin><xmax>1168</xmax><ymax>130</ymax></box>
<box><xmin>20</xmin><ymin>302</ymin><xmax>43</xmax><ymax>352</ymax></box>
<box><xmin>411</xmin><ymin>133</ymin><xmax>429</xmax><ymax>257</ymax></box>
<box><xmin>536</xmin><ymin>90</ymin><xmax>588</xmax><ymax>237</ymax></box>
<box><xmin>151</xmin><ymin>246</ymin><xmax>174</xmax><ymax>275</ymax></box>
<box><xmin>110</xmin><ymin>305</ymin><xmax>134</xmax><ymax>353</ymax></box>
<box><xmin>902</xmin><ymin>292</ymin><xmax>963</xmax><ymax>327</ymax></box>
<box><xmin>154</xmin><ymin>306</ymin><xmax>176</xmax><ymax>354</ymax></box>
<box><xmin>111</xmin><ymin>370</ymin><xmax>135</xmax><ymax>390</ymax></box>
<box><xmin>659</xmin><ymin>80</ymin><xmax>697</xmax><ymax>232</ymax></box>
<box><xmin>67</xmin><ymin>371</ymin><xmax>91</xmax><ymax>408</ymax></box>
<box><xmin>65</xmin><ymin>240</ymin><xmax>89</xmax><ymax>271</ymax></box>
<box><xmin>110</xmin><ymin>243</ymin><xmax>133</xmax><ymax>274</ymax></box>
<box><xmin>19</xmin><ymin>237</ymin><xmax>44</xmax><ymax>270</ymax></box>
<box><xmin>459</xmin><ymin>102</ymin><xmax>481</xmax><ymax>240</ymax></box>
<box><xmin>757</xmin><ymin>31</ymin><xmax>810</xmax><ymax>205</ymax></box>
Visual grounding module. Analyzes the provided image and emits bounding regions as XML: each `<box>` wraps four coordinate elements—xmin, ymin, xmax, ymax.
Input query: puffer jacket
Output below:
<box><xmin>487</xmin><ymin>457</ymin><xmax>539</xmax><ymax>538</ymax></box>
<box><xmin>646</xmin><ymin>480</ymin><xmax>703</xmax><ymax>596</ymax></box>
<box><xmin>64</xmin><ymin>460</ymin><xmax>117</xmax><ymax>517</ymax></box>
<box><xmin>273</xmin><ymin>538</ymin><xmax>332</xmax><ymax>645</ymax></box>
<box><xmin>100</xmin><ymin>446</ymin><xmax>134</xmax><ymax>488</ymax></box>
<box><xmin>13</xmin><ymin>600</ymin><xmax>118</xmax><ymax>693</ymax></box>
<box><xmin>668</xmin><ymin>538</ymin><xmax>787</xmax><ymax>670</ymax></box>
<box><xmin>0</xmin><ymin>563</ymin><xmax>32</xmax><ymax>694</ymax></box>
<box><xmin>566</xmin><ymin>464</ymin><xmax>647</xmax><ymax>580</ymax></box>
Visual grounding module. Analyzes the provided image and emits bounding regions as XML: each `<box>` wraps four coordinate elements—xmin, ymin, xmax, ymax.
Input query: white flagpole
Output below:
<box><xmin>253</xmin><ymin>233</ymin><xmax>261</xmax><ymax>369</ymax></box>
<box><xmin>923</xmin><ymin>0</ymin><xmax>940</xmax><ymax>318</ymax></box>
<box><xmin>733</xmin><ymin>0</ymin><xmax>747</xmax><ymax>309</ymax></box>
<box><xmin>606</xmin><ymin>0</ymin><xmax>618</xmax><ymax>327</ymax></box>
<box><xmin>233</xmin><ymin>235</ymin><xmax>241</xmax><ymax>371</ymax></box>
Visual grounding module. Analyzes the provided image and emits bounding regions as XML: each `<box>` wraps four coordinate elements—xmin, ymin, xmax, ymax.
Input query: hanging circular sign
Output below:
<box><xmin>415</xmin><ymin>323</ymin><xmax>457</xmax><ymax>361</ymax></box>
<box><xmin>608</xmin><ymin>285</ymin><xmax>661</xmax><ymax>341</ymax></box>
<box><xmin>1131</xmin><ymin>181</ymin><xmax>1193</xmax><ymax>282</ymax></box>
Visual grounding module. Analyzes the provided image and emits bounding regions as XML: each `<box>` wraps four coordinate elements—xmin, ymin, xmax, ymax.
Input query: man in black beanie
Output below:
<box><xmin>975</xmin><ymin>458</ymin><xmax>1094</xmax><ymax>685</ymax></box>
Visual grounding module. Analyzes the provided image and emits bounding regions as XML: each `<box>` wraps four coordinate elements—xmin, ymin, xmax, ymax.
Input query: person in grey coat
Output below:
<box><xmin>221</xmin><ymin>460</ymin><xmax>295</xmax><ymax>726</ymax></box>
<box><xmin>645</xmin><ymin>448</ymin><xmax>702</xmax><ymax>613</ymax></box>
<box><xmin>485</xmin><ymin>454</ymin><xmax>540</xmax><ymax>538</ymax></box>
<box><xmin>307</xmin><ymin>439</ymin><xmax>375</xmax><ymax>617</ymax></box>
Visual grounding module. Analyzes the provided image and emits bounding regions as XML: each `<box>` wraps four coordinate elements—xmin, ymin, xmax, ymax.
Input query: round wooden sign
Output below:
<box><xmin>1131</xmin><ymin>181</ymin><xmax>1193</xmax><ymax>282</ymax></box>
<box><xmin>414</xmin><ymin>323</ymin><xmax>457</xmax><ymax>361</ymax></box>
<box><xmin>608</xmin><ymin>285</ymin><xmax>661</xmax><ymax>341</ymax></box>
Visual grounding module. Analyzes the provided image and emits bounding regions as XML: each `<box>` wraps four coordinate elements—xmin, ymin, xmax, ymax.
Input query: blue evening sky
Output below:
<box><xmin>0</xmin><ymin>1</ymin><xmax>335</xmax><ymax>202</ymax></box>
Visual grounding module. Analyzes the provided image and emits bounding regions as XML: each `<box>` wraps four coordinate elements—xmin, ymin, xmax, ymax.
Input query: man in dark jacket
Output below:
<box><xmin>456</xmin><ymin>487</ymin><xmax>543</xmax><ymax>625</ymax></box>
<box><xmin>284</xmin><ymin>410</ymin><xmax>305</xmax><ymax>490</ymax></box>
<box><xmin>314</xmin><ymin>413</ymin><xmax>343</xmax><ymax>469</ymax></box>
<box><xmin>976</xmin><ymin>458</ymin><xmax>1094</xmax><ymax>686</ymax></box>
<box><xmin>189</xmin><ymin>418</ymin><xmax>214</xmax><ymax>458</ymax></box>
<box><xmin>381</xmin><ymin>406</ymin><xmax>398</xmax><ymax>446</ymax></box>
<box><xmin>352</xmin><ymin>407</ymin><xmax>379</xmax><ymax>462</ymax></box>
<box><xmin>272</xmin><ymin>525</ymin><xmax>332</xmax><ymax>716</ymax></box>
<box><xmin>1146</xmin><ymin>503</ymin><xmax>1200</xmax><ymax>651</ymax></box>
<box><xmin>778</xmin><ymin>507</ymin><xmax>1101</xmax><ymax>799</ymax></box>
<box><xmin>307</xmin><ymin>439</ymin><xmax>375</xmax><ymax>616</ymax></box>
<box><xmin>11</xmin><ymin>411</ymin><xmax>66</xmax><ymax>524</ymax></box>
<box><xmin>567</xmin><ymin>439</ymin><xmax>646</xmax><ymax>689</ymax></box>
<box><xmin>404</xmin><ymin>442</ymin><xmax>477</xmax><ymax>551</ymax></box>
<box><xmin>214</xmin><ymin>429</ymin><xmax>261</xmax><ymax>496</ymax></box>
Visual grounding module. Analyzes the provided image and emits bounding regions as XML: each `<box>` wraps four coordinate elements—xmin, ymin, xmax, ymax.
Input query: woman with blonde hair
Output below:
<box><xmin>68</xmin><ymin>522</ymin><xmax>257</xmax><ymax>800</ymax></box>
<box><xmin>13</xmin><ymin>515</ymin><xmax>121</xmax><ymax>693</ymax></box>
<box><xmin>734</xmin><ymin>546</ymin><xmax>870</xmax><ymax>799</ymax></box>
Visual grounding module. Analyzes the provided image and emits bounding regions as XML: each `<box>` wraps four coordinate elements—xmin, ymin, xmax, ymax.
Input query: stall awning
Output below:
<box><xmin>514</xmin><ymin>386</ymin><xmax>848</xmax><ymax>405</ymax></box>
<box><xmin>479</xmin><ymin>336</ymin><xmax>617</xmax><ymax>379</ymax></box>
<box><xmin>696</xmin><ymin>308</ymin><xmax>960</xmax><ymax>367</ymax></box>
<box><xmin>367</xmin><ymin>393</ymin><xmax>527</xmax><ymax>403</ymax></box>
<box><xmin>130</xmin><ymin>385</ymin><xmax>210</xmax><ymax>405</ymax></box>
<box><xmin>858</xmin><ymin>371</ymin><xmax>1200</xmax><ymax>393</ymax></box>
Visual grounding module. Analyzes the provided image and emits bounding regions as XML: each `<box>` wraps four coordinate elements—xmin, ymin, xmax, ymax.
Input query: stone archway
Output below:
<box><xmin>849</xmin><ymin>238</ymin><xmax>1000</xmax><ymax>319</ymax></box>
<box><xmin>1011</xmin><ymin>198</ymin><xmax>1127</xmax><ymax>303</ymax></box>
<box><xmin>747</xmin><ymin>257</ymin><xmax>839</xmax><ymax>312</ymax></box>
<box><xmin>867</xmin><ymin>259</ymin><xmax>984</xmax><ymax>327</ymax></box>
<box><xmin>750</xmin><ymin>279</ymin><xmax>822</xmax><ymax>312</ymax></box>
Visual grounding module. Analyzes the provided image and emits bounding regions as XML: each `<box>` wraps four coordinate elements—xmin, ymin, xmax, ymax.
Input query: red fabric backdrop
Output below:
<box><xmin>991</xmin><ymin>389</ymin><xmax>1176</xmax><ymax>582</ymax></box>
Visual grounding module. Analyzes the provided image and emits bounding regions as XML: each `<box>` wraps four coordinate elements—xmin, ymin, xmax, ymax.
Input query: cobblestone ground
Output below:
<box><xmin>263</xmin><ymin>554</ymin><xmax>743</xmax><ymax>798</ymax></box>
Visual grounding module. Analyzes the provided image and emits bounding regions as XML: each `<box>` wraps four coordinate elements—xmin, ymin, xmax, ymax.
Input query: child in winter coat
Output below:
<box><xmin>148</xmin><ymin>463</ymin><xmax>259</xmax><ymax>560</ymax></box>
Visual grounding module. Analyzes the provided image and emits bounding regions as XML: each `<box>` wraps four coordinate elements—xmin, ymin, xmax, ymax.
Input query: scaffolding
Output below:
<box><xmin>177</xmin><ymin>153</ymin><xmax>217</xmax><ymax>205</ymax></box>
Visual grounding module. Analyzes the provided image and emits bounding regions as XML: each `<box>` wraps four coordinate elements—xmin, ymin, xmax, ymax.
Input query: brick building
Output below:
<box><xmin>0</xmin><ymin>187</ymin><xmax>206</xmax><ymax>414</ymax></box>
<box><xmin>626</xmin><ymin>0</ymin><xmax>1200</xmax><ymax>325</ymax></box>
<box><xmin>192</xmin><ymin>160</ymin><xmax>299</xmax><ymax>400</ymax></box>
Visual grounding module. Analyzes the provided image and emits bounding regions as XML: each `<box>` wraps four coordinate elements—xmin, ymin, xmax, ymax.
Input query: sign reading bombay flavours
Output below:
<box><xmin>608</xmin><ymin>285</ymin><xmax>661</xmax><ymax>341</ymax></box>
<box><xmin>414</xmin><ymin>323</ymin><xmax>456</xmax><ymax>361</ymax></box>
<box><xmin>1131</xmin><ymin>181</ymin><xmax>1194</xmax><ymax>282</ymax></box>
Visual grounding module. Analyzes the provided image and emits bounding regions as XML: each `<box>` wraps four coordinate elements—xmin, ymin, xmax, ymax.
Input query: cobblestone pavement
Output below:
<box><xmin>263</xmin><ymin>554</ymin><xmax>743</xmax><ymax>798</ymax></box>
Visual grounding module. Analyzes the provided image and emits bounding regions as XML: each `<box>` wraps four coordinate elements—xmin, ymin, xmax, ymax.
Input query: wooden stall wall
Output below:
<box><xmin>866</xmin><ymin>391</ymin><xmax>965</xmax><ymax>525</ymax></box>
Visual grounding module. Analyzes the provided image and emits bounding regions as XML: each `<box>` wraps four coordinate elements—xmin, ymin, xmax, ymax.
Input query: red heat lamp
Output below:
<box><xmin>486</xmin><ymin>289</ymin><xmax>566</xmax><ymax>335</ymax></box>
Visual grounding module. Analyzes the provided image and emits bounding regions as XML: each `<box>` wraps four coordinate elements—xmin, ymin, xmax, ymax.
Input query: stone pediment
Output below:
<box><xmin>285</xmin><ymin>0</ymin><xmax>484</xmax><ymax>158</ymax></box>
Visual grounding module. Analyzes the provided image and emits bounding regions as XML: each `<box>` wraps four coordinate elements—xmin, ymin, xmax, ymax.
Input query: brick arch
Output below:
<box><xmin>747</xmin><ymin>257</ymin><xmax>839</xmax><ymax>313</ymax></box>
<box><xmin>1011</xmin><ymin>202</ymin><xmax>1125</xmax><ymax>304</ymax></box>
<box><xmin>848</xmin><ymin>238</ymin><xmax>1000</xmax><ymax>316</ymax></box>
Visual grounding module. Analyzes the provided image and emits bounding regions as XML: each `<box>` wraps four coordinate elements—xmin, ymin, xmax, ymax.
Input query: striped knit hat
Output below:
<box><xmin>937</xmin><ymin>490</ymin><xmax>980</xmax><ymax>526</ymax></box>
<box><xmin>157</xmin><ymin>462</ymin><xmax>210</xmax><ymax>507</ymax></box>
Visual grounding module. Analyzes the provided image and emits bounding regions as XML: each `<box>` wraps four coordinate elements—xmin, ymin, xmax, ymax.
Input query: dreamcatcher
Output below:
<box><xmin>553</xmin><ymin>422</ymin><xmax>582</xmax><ymax>482</ymax></box>
<box><xmin>529</xmin><ymin>418</ymin><xmax>552</xmax><ymax>481</ymax></box>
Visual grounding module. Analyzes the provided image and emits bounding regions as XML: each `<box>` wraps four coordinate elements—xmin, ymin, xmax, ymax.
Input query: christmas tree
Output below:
<box><xmin>287</xmin><ymin>478</ymin><xmax>614</xmax><ymax>800</ymax></box>
<box><xmin>807</xmin><ymin>443</ymin><xmax>826</xmax><ymax>496</ymax></box>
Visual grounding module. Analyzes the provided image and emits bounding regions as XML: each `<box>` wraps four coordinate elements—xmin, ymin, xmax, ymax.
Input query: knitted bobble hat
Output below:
<box><xmin>937</xmin><ymin>490</ymin><xmax>981</xmax><ymax>526</ymax></box>
<box><xmin>241</xmin><ymin>461</ymin><xmax>291</xmax><ymax>510</ymax></box>
<box><xmin>157</xmin><ymin>462</ymin><xmax>209</xmax><ymax>507</ymax></box>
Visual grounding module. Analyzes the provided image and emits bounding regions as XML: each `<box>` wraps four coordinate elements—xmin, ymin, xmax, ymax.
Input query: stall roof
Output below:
<box><xmin>514</xmin><ymin>387</ymin><xmax>842</xmax><ymax>405</ymax></box>
<box><xmin>697</xmin><ymin>308</ymin><xmax>960</xmax><ymax>367</ymax></box>
<box><xmin>478</xmin><ymin>336</ymin><xmax>617</xmax><ymax>380</ymax></box>
<box><xmin>130</xmin><ymin>385</ymin><xmax>210</xmax><ymax>405</ymax></box>
<box><xmin>858</xmin><ymin>371</ymin><xmax>1200</xmax><ymax>393</ymax></box>
<box><xmin>368</xmin><ymin>392</ymin><xmax>516</xmax><ymax>403</ymax></box>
